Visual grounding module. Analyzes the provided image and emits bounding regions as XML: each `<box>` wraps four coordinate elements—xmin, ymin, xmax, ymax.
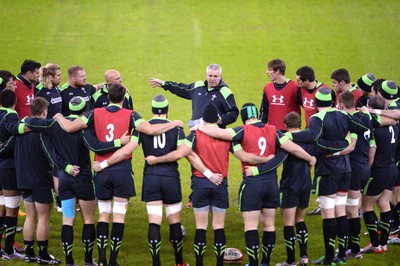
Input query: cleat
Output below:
<box><xmin>307</xmin><ymin>207</ymin><xmax>321</xmax><ymax>215</ymax></box>
<box><xmin>388</xmin><ymin>236</ymin><xmax>400</xmax><ymax>244</ymax></box>
<box><xmin>380</xmin><ymin>245</ymin><xmax>387</xmax><ymax>252</ymax></box>
<box><xmin>84</xmin><ymin>260</ymin><xmax>98</xmax><ymax>266</ymax></box>
<box><xmin>13</xmin><ymin>241</ymin><xmax>26</xmax><ymax>252</ymax></box>
<box><xmin>2</xmin><ymin>250</ymin><xmax>24</xmax><ymax>260</ymax></box>
<box><xmin>37</xmin><ymin>254</ymin><xmax>62</xmax><ymax>264</ymax></box>
<box><xmin>345</xmin><ymin>250</ymin><xmax>362</xmax><ymax>259</ymax></box>
<box><xmin>311</xmin><ymin>256</ymin><xmax>335</xmax><ymax>265</ymax></box>
<box><xmin>333</xmin><ymin>257</ymin><xmax>347</xmax><ymax>264</ymax></box>
<box><xmin>16</xmin><ymin>226</ymin><xmax>23</xmax><ymax>232</ymax></box>
<box><xmin>390</xmin><ymin>228</ymin><xmax>399</xmax><ymax>235</ymax></box>
<box><xmin>360</xmin><ymin>243</ymin><xmax>382</xmax><ymax>254</ymax></box>
<box><xmin>298</xmin><ymin>255</ymin><xmax>309</xmax><ymax>265</ymax></box>
<box><xmin>276</xmin><ymin>261</ymin><xmax>296</xmax><ymax>266</ymax></box>
<box><xmin>25</xmin><ymin>254</ymin><xmax>38</xmax><ymax>262</ymax></box>
<box><xmin>18</xmin><ymin>209</ymin><xmax>26</xmax><ymax>216</ymax></box>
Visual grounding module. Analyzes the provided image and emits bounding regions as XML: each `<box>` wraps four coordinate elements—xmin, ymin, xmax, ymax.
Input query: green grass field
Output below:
<box><xmin>1</xmin><ymin>0</ymin><xmax>400</xmax><ymax>265</ymax></box>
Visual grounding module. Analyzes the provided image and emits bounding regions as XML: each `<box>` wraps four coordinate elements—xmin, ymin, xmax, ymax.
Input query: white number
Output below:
<box><xmin>389</xmin><ymin>126</ymin><xmax>396</xmax><ymax>144</ymax></box>
<box><xmin>258</xmin><ymin>137</ymin><xmax>266</xmax><ymax>156</ymax></box>
<box><xmin>105</xmin><ymin>123</ymin><xmax>114</xmax><ymax>142</ymax></box>
<box><xmin>153</xmin><ymin>133</ymin><xmax>166</xmax><ymax>149</ymax></box>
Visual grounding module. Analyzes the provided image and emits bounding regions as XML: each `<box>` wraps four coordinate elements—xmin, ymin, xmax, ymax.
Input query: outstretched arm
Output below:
<box><xmin>135</xmin><ymin>120</ymin><xmax>184</xmax><ymax>135</ymax></box>
<box><xmin>54</xmin><ymin>113</ymin><xmax>87</xmax><ymax>133</ymax></box>
<box><xmin>197</xmin><ymin>124</ymin><xmax>233</xmax><ymax>140</ymax></box>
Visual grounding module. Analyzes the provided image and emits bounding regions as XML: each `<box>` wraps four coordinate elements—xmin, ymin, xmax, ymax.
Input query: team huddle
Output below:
<box><xmin>0</xmin><ymin>58</ymin><xmax>399</xmax><ymax>266</ymax></box>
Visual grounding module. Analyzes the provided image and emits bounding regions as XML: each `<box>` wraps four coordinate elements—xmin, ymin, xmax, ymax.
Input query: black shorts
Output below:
<box><xmin>280</xmin><ymin>188</ymin><xmax>310</xmax><ymax>209</ymax></box>
<box><xmin>315</xmin><ymin>173</ymin><xmax>351</xmax><ymax>196</ymax></box>
<box><xmin>142</xmin><ymin>174</ymin><xmax>182</xmax><ymax>204</ymax></box>
<box><xmin>238</xmin><ymin>180</ymin><xmax>279</xmax><ymax>211</ymax></box>
<box><xmin>192</xmin><ymin>177</ymin><xmax>228</xmax><ymax>209</ymax></box>
<box><xmin>0</xmin><ymin>168</ymin><xmax>18</xmax><ymax>190</ymax></box>
<box><xmin>58</xmin><ymin>178</ymin><xmax>95</xmax><ymax>201</ymax></box>
<box><xmin>22</xmin><ymin>189</ymin><xmax>53</xmax><ymax>204</ymax></box>
<box><xmin>350</xmin><ymin>168</ymin><xmax>371</xmax><ymax>191</ymax></box>
<box><xmin>363</xmin><ymin>170</ymin><xmax>396</xmax><ymax>196</ymax></box>
<box><xmin>394</xmin><ymin>176</ymin><xmax>400</xmax><ymax>187</ymax></box>
<box><xmin>94</xmin><ymin>168</ymin><xmax>135</xmax><ymax>200</ymax></box>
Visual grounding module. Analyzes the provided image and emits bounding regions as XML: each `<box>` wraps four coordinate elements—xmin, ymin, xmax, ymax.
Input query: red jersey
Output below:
<box><xmin>240</xmin><ymin>123</ymin><xmax>277</xmax><ymax>172</ymax></box>
<box><xmin>15</xmin><ymin>78</ymin><xmax>34</xmax><ymax>118</ymax></box>
<box><xmin>192</xmin><ymin>130</ymin><xmax>230</xmax><ymax>178</ymax></box>
<box><xmin>264</xmin><ymin>80</ymin><xmax>300</xmax><ymax>131</ymax></box>
<box><xmin>94</xmin><ymin>107</ymin><xmax>133</xmax><ymax>161</ymax></box>
<box><xmin>335</xmin><ymin>85</ymin><xmax>362</xmax><ymax>108</ymax></box>
<box><xmin>301</xmin><ymin>81</ymin><xmax>330</xmax><ymax>128</ymax></box>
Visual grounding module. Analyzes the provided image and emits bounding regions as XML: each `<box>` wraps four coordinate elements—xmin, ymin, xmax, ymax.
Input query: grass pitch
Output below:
<box><xmin>1</xmin><ymin>0</ymin><xmax>400</xmax><ymax>265</ymax></box>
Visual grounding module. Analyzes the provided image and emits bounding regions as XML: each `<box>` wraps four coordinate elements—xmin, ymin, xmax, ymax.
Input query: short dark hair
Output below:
<box><xmin>369</xmin><ymin>95</ymin><xmax>385</xmax><ymax>110</ymax></box>
<box><xmin>338</xmin><ymin>91</ymin><xmax>355</xmax><ymax>109</ymax></box>
<box><xmin>0</xmin><ymin>89</ymin><xmax>16</xmax><ymax>108</ymax></box>
<box><xmin>20</xmin><ymin>59</ymin><xmax>41</xmax><ymax>74</ymax></box>
<box><xmin>284</xmin><ymin>111</ymin><xmax>301</xmax><ymax>129</ymax></box>
<box><xmin>268</xmin><ymin>59</ymin><xmax>286</xmax><ymax>75</ymax></box>
<box><xmin>296</xmin><ymin>66</ymin><xmax>315</xmax><ymax>82</ymax></box>
<box><xmin>30</xmin><ymin>97</ymin><xmax>49</xmax><ymax>116</ymax></box>
<box><xmin>371</xmin><ymin>78</ymin><xmax>385</xmax><ymax>95</ymax></box>
<box><xmin>108</xmin><ymin>83</ymin><xmax>125</xmax><ymax>103</ymax></box>
<box><xmin>331</xmin><ymin>68</ymin><xmax>350</xmax><ymax>83</ymax></box>
<box><xmin>0</xmin><ymin>70</ymin><xmax>16</xmax><ymax>92</ymax></box>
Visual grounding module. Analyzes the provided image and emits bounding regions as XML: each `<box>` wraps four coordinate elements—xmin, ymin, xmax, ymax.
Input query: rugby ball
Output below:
<box><xmin>181</xmin><ymin>225</ymin><xmax>186</xmax><ymax>237</ymax></box>
<box><xmin>223</xmin><ymin>247</ymin><xmax>244</xmax><ymax>264</ymax></box>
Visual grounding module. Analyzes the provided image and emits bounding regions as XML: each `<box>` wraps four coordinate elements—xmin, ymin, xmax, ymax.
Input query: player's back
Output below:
<box><xmin>139</xmin><ymin>118</ymin><xmax>184</xmax><ymax>176</ymax></box>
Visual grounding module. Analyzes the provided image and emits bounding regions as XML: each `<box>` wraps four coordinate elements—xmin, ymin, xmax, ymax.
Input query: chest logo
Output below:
<box><xmin>211</xmin><ymin>94</ymin><xmax>217</xmax><ymax>101</ymax></box>
<box><xmin>303</xmin><ymin>97</ymin><xmax>314</xmax><ymax>108</ymax></box>
<box><xmin>26</xmin><ymin>94</ymin><xmax>34</xmax><ymax>104</ymax></box>
<box><xmin>272</xmin><ymin>95</ymin><xmax>284</xmax><ymax>104</ymax></box>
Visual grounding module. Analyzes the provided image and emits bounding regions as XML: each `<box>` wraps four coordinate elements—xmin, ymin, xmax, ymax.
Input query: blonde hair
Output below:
<box><xmin>39</xmin><ymin>66</ymin><xmax>57</xmax><ymax>89</ymax></box>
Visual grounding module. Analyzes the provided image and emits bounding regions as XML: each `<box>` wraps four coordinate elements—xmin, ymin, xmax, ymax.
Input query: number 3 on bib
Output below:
<box><xmin>105</xmin><ymin>123</ymin><xmax>115</xmax><ymax>142</ymax></box>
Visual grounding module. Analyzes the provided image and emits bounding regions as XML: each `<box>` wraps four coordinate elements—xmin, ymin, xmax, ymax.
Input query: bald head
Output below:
<box><xmin>104</xmin><ymin>70</ymin><xmax>122</xmax><ymax>86</ymax></box>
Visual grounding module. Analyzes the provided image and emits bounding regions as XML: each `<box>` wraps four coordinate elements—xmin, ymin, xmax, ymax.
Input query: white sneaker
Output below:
<box><xmin>360</xmin><ymin>243</ymin><xmax>382</xmax><ymax>254</ymax></box>
<box><xmin>388</xmin><ymin>236</ymin><xmax>400</xmax><ymax>244</ymax></box>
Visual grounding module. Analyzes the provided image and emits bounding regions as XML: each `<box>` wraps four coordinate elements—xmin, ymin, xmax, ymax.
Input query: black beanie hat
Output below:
<box><xmin>69</xmin><ymin>96</ymin><xmax>86</xmax><ymax>115</ymax></box>
<box><xmin>203</xmin><ymin>103</ymin><xmax>220</xmax><ymax>123</ymax></box>
<box><xmin>314</xmin><ymin>87</ymin><xmax>333</xmax><ymax>107</ymax></box>
<box><xmin>357</xmin><ymin>74</ymin><xmax>376</xmax><ymax>92</ymax></box>
<box><xmin>151</xmin><ymin>94</ymin><xmax>169</xmax><ymax>114</ymax></box>
<box><xmin>378</xmin><ymin>80</ymin><xmax>398</xmax><ymax>100</ymax></box>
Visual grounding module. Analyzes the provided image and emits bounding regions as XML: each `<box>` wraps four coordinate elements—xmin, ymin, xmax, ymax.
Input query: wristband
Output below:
<box><xmin>203</xmin><ymin>169</ymin><xmax>213</xmax><ymax>179</ymax></box>
<box><xmin>375</xmin><ymin>109</ymin><xmax>381</xmax><ymax>115</ymax></box>
<box><xmin>333</xmin><ymin>151</ymin><xmax>340</xmax><ymax>156</ymax></box>
<box><xmin>100</xmin><ymin>160</ymin><xmax>109</xmax><ymax>170</ymax></box>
